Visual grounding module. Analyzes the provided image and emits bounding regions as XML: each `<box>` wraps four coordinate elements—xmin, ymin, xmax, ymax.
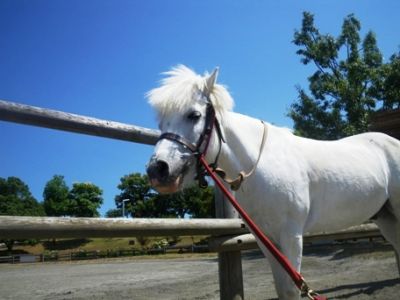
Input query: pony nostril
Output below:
<box><xmin>147</xmin><ymin>159</ymin><xmax>170</xmax><ymax>182</ymax></box>
<box><xmin>156</xmin><ymin>160</ymin><xmax>169</xmax><ymax>180</ymax></box>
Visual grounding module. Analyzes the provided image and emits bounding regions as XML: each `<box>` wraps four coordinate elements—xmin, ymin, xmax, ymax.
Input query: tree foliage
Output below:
<box><xmin>379</xmin><ymin>52</ymin><xmax>400</xmax><ymax>110</ymax></box>
<box><xmin>115</xmin><ymin>173</ymin><xmax>156</xmax><ymax>218</ymax></box>
<box><xmin>105</xmin><ymin>208</ymin><xmax>123</xmax><ymax>218</ymax></box>
<box><xmin>0</xmin><ymin>177</ymin><xmax>44</xmax><ymax>216</ymax></box>
<box><xmin>68</xmin><ymin>182</ymin><xmax>103</xmax><ymax>217</ymax></box>
<box><xmin>43</xmin><ymin>175</ymin><xmax>69</xmax><ymax>216</ymax></box>
<box><xmin>0</xmin><ymin>176</ymin><xmax>44</xmax><ymax>252</ymax></box>
<box><xmin>289</xmin><ymin>12</ymin><xmax>400</xmax><ymax>139</ymax></box>
<box><xmin>115</xmin><ymin>173</ymin><xmax>215</xmax><ymax>218</ymax></box>
<box><xmin>153</xmin><ymin>186</ymin><xmax>215</xmax><ymax>218</ymax></box>
<box><xmin>42</xmin><ymin>176</ymin><xmax>103</xmax><ymax>217</ymax></box>
<box><xmin>178</xmin><ymin>186</ymin><xmax>215</xmax><ymax>218</ymax></box>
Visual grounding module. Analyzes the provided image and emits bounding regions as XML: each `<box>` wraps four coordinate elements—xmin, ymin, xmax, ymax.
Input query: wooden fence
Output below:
<box><xmin>0</xmin><ymin>99</ymin><xmax>385</xmax><ymax>300</ymax></box>
<box><xmin>0</xmin><ymin>216</ymin><xmax>382</xmax><ymax>266</ymax></box>
<box><xmin>0</xmin><ymin>215</ymin><xmax>381</xmax><ymax>250</ymax></box>
<box><xmin>0</xmin><ymin>245</ymin><xmax>211</xmax><ymax>264</ymax></box>
<box><xmin>0</xmin><ymin>216</ymin><xmax>248</xmax><ymax>240</ymax></box>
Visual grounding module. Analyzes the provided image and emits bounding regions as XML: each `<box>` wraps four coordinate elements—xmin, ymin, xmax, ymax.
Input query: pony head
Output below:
<box><xmin>146</xmin><ymin>65</ymin><xmax>234</xmax><ymax>193</ymax></box>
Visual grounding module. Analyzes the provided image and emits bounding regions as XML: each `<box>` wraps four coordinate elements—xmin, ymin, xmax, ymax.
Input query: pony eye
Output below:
<box><xmin>187</xmin><ymin>111</ymin><xmax>201</xmax><ymax>122</ymax></box>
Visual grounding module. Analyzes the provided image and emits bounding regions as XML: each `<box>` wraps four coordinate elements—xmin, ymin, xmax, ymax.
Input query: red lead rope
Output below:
<box><xmin>199</xmin><ymin>155</ymin><xmax>327</xmax><ymax>300</ymax></box>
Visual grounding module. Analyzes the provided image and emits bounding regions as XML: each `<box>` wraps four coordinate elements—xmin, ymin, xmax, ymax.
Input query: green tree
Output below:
<box><xmin>151</xmin><ymin>192</ymin><xmax>190</xmax><ymax>218</ymax></box>
<box><xmin>289</xmin><ymin>12</ymin><xmax>399</xmax><ymax>139</ymax></box>
<box><xmin>115</xmin><ymin>173</ymin><xmax>215</xmax><ymax>218</ymax></box>
<box><xmin>154</xmin><ymin>186</ymin><xmax>215</xmax><ymax>218</ymax></box>
<box><xmin>183</xmin><ymin>186</ymin><xmax>215</xmax><ymax>218</ymax></box>
<box><xmin>115</xmin><ymin>173</ymin><xmax>156</xmax><ymax>218</ymax></box>
<box><xmin>0</xmin><ymin>177</ymin><xmax>44</xmax><ymax>216</ymax></box>
<box><xmin>0</xmin><ymin>176</ymin><xmax>44</xmax><ymax>252</ymax></box>
<box><xmin>115</xmin><ymin>172</ymin><xmax>216</xmax><ymax>218</ymax></box>
<box><xmin>105</xmin><ymin>208</ymin><xmax>123</xmax><ymax>218</ymax></box>
<box><xmin>68</xmin><ymin>182</ymin><xmax>103</xmax><ymax>217</ymax></box>
<box><xmin>378</xmin><ymin>52</ymin><xmax>400</xmax><ymax>110</ymax></box>
<box><xmin>43</xmin><ymin>175</ymin><xmax>69</xmax><ymax>216</ymax></box>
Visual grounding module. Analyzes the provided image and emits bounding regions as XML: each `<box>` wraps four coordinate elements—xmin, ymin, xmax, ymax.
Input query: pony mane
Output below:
<box><xmin>146</xmin><ymin>65</ymin><xmax>234</xmax><ymax>118</ymax></box>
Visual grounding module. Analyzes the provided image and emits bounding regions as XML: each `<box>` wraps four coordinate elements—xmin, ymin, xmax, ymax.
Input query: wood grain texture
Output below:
<box><xmin>0</xmin><ymin>100</ymin><xmax>160</xmax><ymax>145</ymax></box>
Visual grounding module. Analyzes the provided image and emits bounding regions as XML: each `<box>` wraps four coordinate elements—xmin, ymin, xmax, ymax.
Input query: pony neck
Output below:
<box><xmin>207</xmin><ymin>111</ymin><xmax>266</xmax><ymax>179</ymax></box>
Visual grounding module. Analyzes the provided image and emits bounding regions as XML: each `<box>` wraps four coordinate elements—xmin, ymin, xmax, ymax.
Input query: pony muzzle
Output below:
<box><xmin>146</xmin><ymin>159</ymin><xmax>183</xmax><ymax>194</ymax></box>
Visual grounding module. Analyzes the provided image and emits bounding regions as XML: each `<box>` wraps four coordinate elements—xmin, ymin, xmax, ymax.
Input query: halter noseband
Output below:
<box><xmin>157</xmin><ymin>101</ymin><xmax>223</xmax><ymax>188</ymax></box>
<box><xmin>157</xmin><ymin>132</ymin><xmax>198</xmax><ymax>153</ymax></box>
<box><xmin>158</xmin><ymin>102</ymin><xmax>218</xmax><ymax>154</ymax></box>
<box><xmin>157</xmin><ymin>98</ymin><xmax>268</xmax><ymax>191</ymax></box>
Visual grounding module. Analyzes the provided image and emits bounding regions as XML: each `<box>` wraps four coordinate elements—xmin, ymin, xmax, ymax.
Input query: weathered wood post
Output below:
<box><xmin>215</xmin><ymin>187</ymin><xmax>244</xmax><ymax>300</ymax></box>
<box><xmin>0</xmin><ymin>100</ymin><xmax>160</xmax><ymax>145</ymax></box>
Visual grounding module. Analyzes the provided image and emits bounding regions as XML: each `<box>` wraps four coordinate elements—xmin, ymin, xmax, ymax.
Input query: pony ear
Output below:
<box><xmin>205</xmin><ymin>67</ymin><xmax>219</xmax><ymax>95</ymax></box>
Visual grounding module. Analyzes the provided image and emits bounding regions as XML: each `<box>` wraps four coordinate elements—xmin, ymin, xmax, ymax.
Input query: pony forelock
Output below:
<box><xmin>146</xmin><ymin>65</ymin><xmax>234</xmax><ymax>118</ymax></box>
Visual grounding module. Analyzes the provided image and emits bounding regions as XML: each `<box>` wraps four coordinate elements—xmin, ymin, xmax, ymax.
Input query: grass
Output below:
<box><xmin>3</xmin><ymin>236</ymin><xmax>210</xmax><ymax>258</ymax></box>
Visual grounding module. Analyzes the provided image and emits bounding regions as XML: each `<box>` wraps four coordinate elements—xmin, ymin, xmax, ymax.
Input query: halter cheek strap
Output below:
<box><xmin>157</xmin><ymin>100</ymin><xmax>268</xmax><ymax>191</ymax></box>
<box><xmin>156</xmin><ymin>102</ymin><xmax>221</xmax><ymax>188</ymax></box>
<box><xmin>157</xmin><ymin>102</ymin><xmax>216</xmax><ymax>154</ymax></box>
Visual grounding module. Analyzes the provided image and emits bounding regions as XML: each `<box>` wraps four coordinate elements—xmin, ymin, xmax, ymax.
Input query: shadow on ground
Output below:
<box><xmin>42</xmin><ymin>238</ymin><xmax>90</xmax><ymax>251</ymax></box>
<box><xmin>319</xmin><ymin>278</ymin><xmax>400</xmax><ymax>299</ymax></box>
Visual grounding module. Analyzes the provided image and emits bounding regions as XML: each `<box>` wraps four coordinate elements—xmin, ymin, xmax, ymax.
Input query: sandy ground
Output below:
<box><xmin>0</xmin><ymin>243</ymin><xmax>399</xmax><ymax>300</ymax></box>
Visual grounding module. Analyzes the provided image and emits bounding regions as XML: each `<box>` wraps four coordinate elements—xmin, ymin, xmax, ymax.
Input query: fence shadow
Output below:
<box><xmin>241</xmin><ymin>249</ymin><xmax>264</xmax><ymax>260</ymax></box>
<box><xmin>330</xmin><ymin>243</ymin><xmax>394</xmax><ymax>260</ymax></box>
<box><xmin>302</xmin><ymin>241</ymin><xmax>393</xmax><ymax>260</ymax></box>
<box><xmin>318</xmin><ymin>278</ymin><xmax>400</xmax><ymax>299</ymax></box>
<box><xmin>42</xmin><ymin>238</ymin><xmax>90</xmax><ymax>251</ymax></box>
<box><xmin>0</xmin><ymin>249</ymin><xmax>30</xmax><ymax>256</ymax></box>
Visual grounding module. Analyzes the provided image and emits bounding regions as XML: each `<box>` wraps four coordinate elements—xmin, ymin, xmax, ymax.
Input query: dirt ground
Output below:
<box><xmin>0</xmin><ymin>242</ymin><xmax>399</xmax><ymax>300</ymax></box>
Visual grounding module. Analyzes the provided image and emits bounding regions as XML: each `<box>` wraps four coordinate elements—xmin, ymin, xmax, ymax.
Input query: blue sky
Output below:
<box><xmin>1</xmin><ymin>0</ymin><xmax>399</xmax><ymax>216</ymax></box>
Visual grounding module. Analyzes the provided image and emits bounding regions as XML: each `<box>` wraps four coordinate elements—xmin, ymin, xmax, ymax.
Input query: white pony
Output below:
<box><xmin>146</xmin><ymin>65</ymin><xmax>400</xmax><ymax>299</ymax></box>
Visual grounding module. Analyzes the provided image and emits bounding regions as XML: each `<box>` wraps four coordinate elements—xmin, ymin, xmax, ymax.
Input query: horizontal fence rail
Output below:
<box><xmin>0</xmin><ymin>100</ymin><xmax>160</xmax><ymax>145</ymax></box>
<box><xmin>0</xmin><ymin>216</ymin><xmax>381</xmax><ymax>253</ymax></box>
<box><xmin>0</xmin><ymin>216</ymin><xmax>248</xmax><ymax>239</ymax></box>
<box><xmin>209</xmin><ymin>223</ymin><xmax>381</xmax><ymax>252</ymax></box>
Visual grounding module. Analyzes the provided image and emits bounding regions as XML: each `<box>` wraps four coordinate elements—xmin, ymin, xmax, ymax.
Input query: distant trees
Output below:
<box><xmin>289</xmin><ymin>12</ymin><xmax>400</xmax><ymax>140</ymax></box>
<box><xmin>43</xmin><ymin>175</ymin><xmax>103</xmax><ymax>217</ymax></box>
<box><xmin>114</xmin><ymin>173</ymin><xmax>156</xmax><ymax>218</ymax></box>
<box><xmin>112</xmin><ymin>173</ymin><xmax>215</xmax><ymax>218</ymax></box>
<box><xmin>1</xmin><ymin>173</ymin><xmax>213</xmax><ymax>221</ymax></box>
<box><xmin>105</xmin><ymin>208</ymin><xmax>122</xmax><ymax>218</ymax></box>
<box><xmin>0</xmin><ymin>177</ymin><xmax>44</xmax><ymax>217</ymax></box>
<box><xmin>0</xmin><ymin>175</ymin><xmax>103</xmax><ymax>219</ymax></box>
<box><xmin>166</xmin><ymin>185</ymin><xmax>215</xmax><ymax>218</ymax></box>
<box><xmin>0</xmin><ymin>176</ymin><xmax>45</xmax><ymax>252</ymax></box>
<box><xmin>0</xmin><ymin>175</ymin><xmax>104</xmax><ymax>252</ymax></box>
<box><xmin>68</xmin><ymin>182</ymin><xmax>103</xmax><ymax>217</ymax></box>
<box><xmin>43</xmin><ymin>175</ymin><xmax>69</xmax><ymax>216</ymax></box>
<box><xmin>153</xmin><ymin>185</ymin><xmax>215</xmax><ymax>218</ymax></box>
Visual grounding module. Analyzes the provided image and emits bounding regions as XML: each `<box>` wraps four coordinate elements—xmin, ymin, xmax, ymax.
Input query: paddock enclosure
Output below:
<box><xmin>0</xmin><ymin>99</ymin><xmax>399</xmax><ymax>299</ymax></box>
<box><xmin>1</xmin><ymin>245</ymin><xmax>399</xmax><ymax>300</ymax></box>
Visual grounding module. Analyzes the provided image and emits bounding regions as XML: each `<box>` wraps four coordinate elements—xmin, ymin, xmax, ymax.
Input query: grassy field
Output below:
<box><xmin>2</xmin><ymin>236</ymin><xmax>209</xmax><ymax>258</ymax></box>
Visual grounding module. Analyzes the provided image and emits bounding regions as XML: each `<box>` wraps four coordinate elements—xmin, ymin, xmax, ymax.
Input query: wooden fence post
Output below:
<box><xmin>215</xmin><ymin>187</ymin><xmax>244</xmax><ymax>300</ymax></box>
